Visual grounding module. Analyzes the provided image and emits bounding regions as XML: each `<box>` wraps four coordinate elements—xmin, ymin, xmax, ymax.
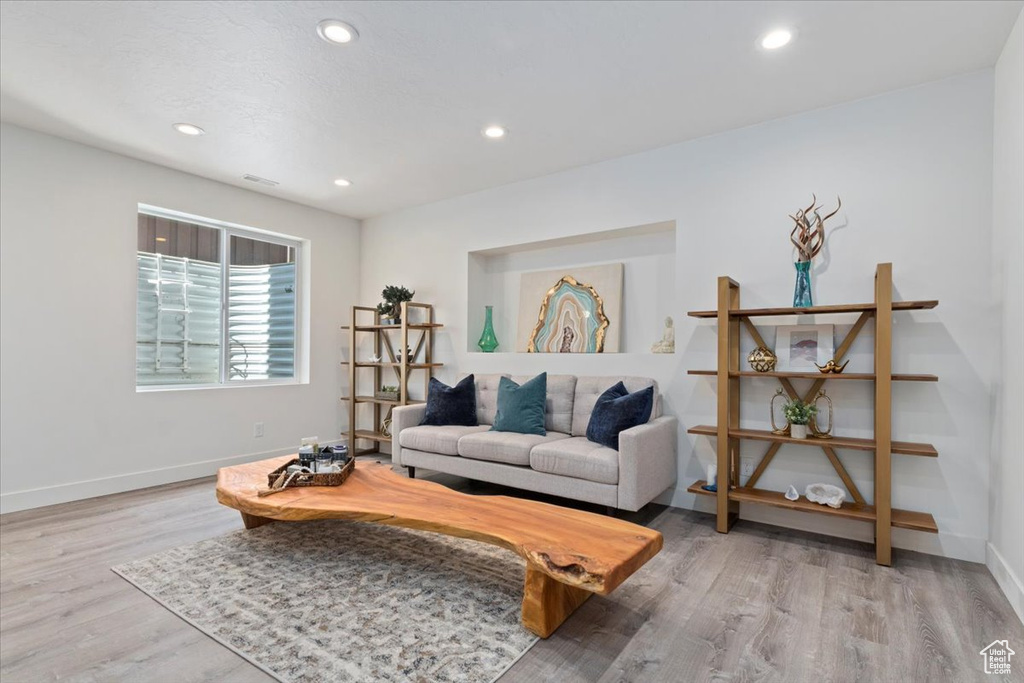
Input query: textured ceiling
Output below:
<box><xmin>1</xmin><ymin>1</ymin><xmax>1020</xmax><ymax>218</ymax></box>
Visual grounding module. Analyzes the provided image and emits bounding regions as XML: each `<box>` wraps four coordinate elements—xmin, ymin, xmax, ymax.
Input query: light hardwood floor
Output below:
<box><xmin>2</xmin><ymin>466</ymin><xmax>1021</xmax><ymax>683</ymax></box>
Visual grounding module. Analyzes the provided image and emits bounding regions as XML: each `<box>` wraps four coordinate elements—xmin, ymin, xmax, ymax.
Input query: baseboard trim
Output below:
<box><xmin>987</xmin><ymin>543</ymin><xmax>1024</xmax><ymax>625</ymax></box>
<box><xmin>0</xmin><ymin>442</ymin><xmax>341</xmax><ymax>515</ymax></box>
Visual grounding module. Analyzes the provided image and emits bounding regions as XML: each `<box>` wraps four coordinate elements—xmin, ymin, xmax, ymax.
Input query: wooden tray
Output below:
<box><xmin>266</xmin><ymin>456</ymin><xmax>355</xmax><ymax>488</ymax></box>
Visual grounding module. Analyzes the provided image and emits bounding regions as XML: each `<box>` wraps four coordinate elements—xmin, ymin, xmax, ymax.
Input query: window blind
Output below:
<box><xmin>136</xmin><ymin>253</ymin><xmax>296</xmax><ymax>385</ymax></box>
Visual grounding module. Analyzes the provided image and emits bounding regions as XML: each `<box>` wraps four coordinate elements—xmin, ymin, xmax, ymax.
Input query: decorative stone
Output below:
<box><xmin>785</xmin><ymin>485</ymin><xmax>799</xmax><ymax>501</ymax></box>
<box><xmin>805</xmin><ymin>483</ymin><xmax>845</xmax><ymax>509</ymax></box>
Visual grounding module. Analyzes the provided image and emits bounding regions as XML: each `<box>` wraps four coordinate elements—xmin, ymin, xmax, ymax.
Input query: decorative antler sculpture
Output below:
<box><xmin>788</xmin><ymin>194</ymin><xmax>841</xmax><ymax>307</ymax></box>
<box><xmin>790</xmin><ymin>194</ymin><xmax>841</xmax><ymax>262</ymax></box>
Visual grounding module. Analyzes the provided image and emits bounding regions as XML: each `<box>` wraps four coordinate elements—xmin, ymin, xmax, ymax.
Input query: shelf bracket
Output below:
<box><xmin>821</xmin><ymin>445</ymin><xmax>866</xmax><ymax>505</ymax></box>
<box><xmin>745</xmin><ymin>442</ymin><xmax>781</xmax><ymax>489</ymax></box>
<box><xmin>379</xmin><ymin>333</ymin><xmax>404</xmax><ymax>383</ymax></box>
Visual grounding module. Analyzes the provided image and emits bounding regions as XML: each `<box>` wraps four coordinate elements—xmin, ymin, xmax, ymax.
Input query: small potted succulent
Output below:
<box><xmin>376</xmin><ymin>385</ymin><xmax>400</xmax><ymax>401</ymax></box>
<box><xmin>783</xmin><ymin>398</ymin><xmax>817</xmax><ymax>439</ymax></box>
<box><xmin>376</xmin><ymin>285</ymin><xmax>415</xmax><ymax>324</ymax></box>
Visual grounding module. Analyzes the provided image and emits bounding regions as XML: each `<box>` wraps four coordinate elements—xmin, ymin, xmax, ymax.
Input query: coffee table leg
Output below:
<box><xmin>520</xmin><ymin>565</ymin><xmax>593</xmax><ymax>638</ymax></box>
<box><xmin>239</xmin><ymin>512</ymin><xmax>274</xmax><ymax>530</ymax></box>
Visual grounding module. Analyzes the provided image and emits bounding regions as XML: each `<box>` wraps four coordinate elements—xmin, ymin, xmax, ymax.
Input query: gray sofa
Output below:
<box><xmin>391</xmin><ymin>374</ymin><xmax>677</xmax><ymax>511</ymax></box>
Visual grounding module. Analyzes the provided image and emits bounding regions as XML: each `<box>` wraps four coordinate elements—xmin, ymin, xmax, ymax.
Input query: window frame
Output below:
<box><xmin>136</xmin><ymin>204</ymin><xmax>306</xmax><ymax>392</ymax></box>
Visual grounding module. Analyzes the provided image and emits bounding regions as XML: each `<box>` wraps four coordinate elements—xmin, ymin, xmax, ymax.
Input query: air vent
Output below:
<box><xmin>242</xmin><ymin>174</ymin><xmax>279</xmax><ymax>187</ymax></box>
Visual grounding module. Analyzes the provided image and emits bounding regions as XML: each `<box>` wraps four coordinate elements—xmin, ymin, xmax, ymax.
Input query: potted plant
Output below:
<box><xmin>783</xmin><ymin>398</ymin><xmax>817</xmax><ymax>439</ymax></box>
<box><xmin>376</xmin><ymin>302</ymin><xmax>395</xmax><ymax>325</ymax></box>
<box><xmin>376</xmin><ymin>385</ymin><xmax>400</xmax><ymax>401</ymax></box>
<box><xmin>376</xmin><ymin>285</ymin><xmax>415</xmax><ymax>324</ymax></box>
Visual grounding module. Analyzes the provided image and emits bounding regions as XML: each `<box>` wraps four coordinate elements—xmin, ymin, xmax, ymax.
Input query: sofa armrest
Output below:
<box><xmin>617</xmin><ymin>416</ymin><xmax>678</xmax><ymax>511</ymax></box>
<box><xmin>390</xmin><ymin>404</ymin><xmax>427</xmax><ymax>467</ymax></box>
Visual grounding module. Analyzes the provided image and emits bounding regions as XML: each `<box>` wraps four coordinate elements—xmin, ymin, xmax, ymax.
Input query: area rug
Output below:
<box><xmin>112</xmin><ymin>520</ymin><xmax>538</xmax><ymax>683</ymax></box>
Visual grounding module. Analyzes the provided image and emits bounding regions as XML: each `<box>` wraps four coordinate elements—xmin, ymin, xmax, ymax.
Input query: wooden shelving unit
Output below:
<box><xmin>687</xmin><ymin>263</ymin><xmax>939</xmax><ymax>566</ymax></box>
<box><xmin>341</xmin><ymin>302</ymin><xmax>442</xmax><ymax>456</ymax></box>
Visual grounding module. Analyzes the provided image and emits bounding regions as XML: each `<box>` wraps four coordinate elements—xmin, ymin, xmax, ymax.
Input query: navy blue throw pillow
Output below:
<box><xmin>420</xmin><ymin>375</ymin><xmax>478</xmax><ymax>426</ymax></box>
<box><xmin>586</xmin><ymin>382</ymin><xmax>654</xmax><ymax>450</ymax></box>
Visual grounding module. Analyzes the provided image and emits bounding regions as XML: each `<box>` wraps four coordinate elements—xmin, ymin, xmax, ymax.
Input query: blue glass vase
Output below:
<box><xmin>793</xmin><ymin>261</ymin><xmax>813</xmax><ymax>308</ymax></box>
<box><xmin>477</xmin><ymin>306</ymin><xmax>499</xmax><ymax>352</ymax></box>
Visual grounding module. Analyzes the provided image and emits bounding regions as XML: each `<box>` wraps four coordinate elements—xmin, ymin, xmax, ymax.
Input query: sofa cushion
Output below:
<box><xmin>491</xmin><ymin>373</ymin><xmax>547</xmax><ymax>435</ymax></box>
<box><xmin>586</xmin><ymin>382</ymin><xmax>654</xmax><ymax>450</ymax></box>
<box><xmin>398</xmin><ymin>425</ymin><xmax>489</xmax><ymax>456</ymax></box>
<box><xmin>572</xmin><ymin>376</ymin><xmax>659</xmax><ymax>436</ymax></box>
<box><xmin>512</xmin><ymin>374</ymin><xmax>576</xmax><ymax>434</ymax></box>
<box><xmin>459</xmin><ymin>430</ymin><xmax>570</xmax><ymax>466</ymax></box>
<box><xmin>460</xmin><ymin>373</ymin><xmax>508</xmax><ymax>426</ymax></box>
<box><xmin>420</xmin><ymin>375</ymin><xmax>477</xmax><ymax>426</ymax></box>
<box><xmin>530</xmin><ymin>437</ymin><xmax>619</xmax><ymax>485</ymax></box>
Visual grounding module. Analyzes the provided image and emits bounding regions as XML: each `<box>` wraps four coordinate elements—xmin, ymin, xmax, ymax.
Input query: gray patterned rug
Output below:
<box><xmin>112</xmin><ymin>520</ymin><xmax>538</xmax><ymax>683</ymax></box>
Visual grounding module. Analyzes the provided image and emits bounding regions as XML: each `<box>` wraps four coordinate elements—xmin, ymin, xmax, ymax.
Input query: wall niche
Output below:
<box><xmin>466</xmin><ymin>221</ymin><xmax>676</xmax><ymax>354</ymax></box>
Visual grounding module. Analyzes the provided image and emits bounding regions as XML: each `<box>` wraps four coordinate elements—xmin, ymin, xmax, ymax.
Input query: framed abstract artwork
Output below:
<box><xmin>516</xmin><ymin>263</ymin><xmax>623</xmax><ymax>353</ymax></box>
<box><xmin>775</xmin><ymin>324</ymin><xmax>835</xmax><ymax>371</ymax></box>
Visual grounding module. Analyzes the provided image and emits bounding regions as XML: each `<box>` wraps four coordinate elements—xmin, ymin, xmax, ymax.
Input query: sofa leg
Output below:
<box><xmin>605</xmin><ymin>506</ymin><xmax>617</xmax><ymax>517</ymax></box>
<box><xmin>407</xmin><ymin>466</ymin><xmax>416</xmax><ymax>479</ymax></box>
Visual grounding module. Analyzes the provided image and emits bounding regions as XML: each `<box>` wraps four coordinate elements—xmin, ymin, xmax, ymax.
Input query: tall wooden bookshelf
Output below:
<box><xmin>340</xmin><ymin>302</ymin><xmax>442</xmax><ymax>456</ymax></box>
<box><xmin>686</xmin><ymin>263</ymin><xmax>938</xmax><ymax>566</ymax></box>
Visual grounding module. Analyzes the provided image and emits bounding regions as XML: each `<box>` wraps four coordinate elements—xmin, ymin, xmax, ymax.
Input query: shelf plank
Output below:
<box><xmin>687</xmin><ymin>424</ymin><xmax>937</xmax><ymax>457</ymax></box>
<box><xmin>351</xmin><ymin>362</ymin><xmax>444</xmax><ymax>369</ymax></box>
<box><xmin>340</xmin><ymin>323</ymin><xmax>444</xmax><ymax>330</ymax></box>
<box><xmin>686</xmin><ymin>480</ymin><xmax>937</xmax><ymax>533</ymax></box>
<box><xmin>687</xmin><ymin>300</ymin><xmax>938</xmax><ymax>319</ymax></box>
<box><xmin>342</xmin><ymin>429</ymin><xmax>392</xmax><ymax>443</ymax></box>
<box><xmin>687</xmin><ymin>370</ymin><xmax>938</xmax><ymax>382</ymax></box>
<box><xmin>340</xmin><ymin>396</ymin><xmax>424</xmax><ymax>406</ymax></box>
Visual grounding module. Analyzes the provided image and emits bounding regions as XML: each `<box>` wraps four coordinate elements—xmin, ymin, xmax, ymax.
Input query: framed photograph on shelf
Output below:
<box><xmin>776</xmin><ymin>324</ymin><xmax>835</xmax><ymax>371</ymax></box>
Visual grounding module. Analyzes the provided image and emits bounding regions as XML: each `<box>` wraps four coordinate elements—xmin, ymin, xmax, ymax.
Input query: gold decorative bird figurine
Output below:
<box><xmin>815</xmin><ymin>359</ymin><xmax>849</xmax><ymax>374</ymax></box>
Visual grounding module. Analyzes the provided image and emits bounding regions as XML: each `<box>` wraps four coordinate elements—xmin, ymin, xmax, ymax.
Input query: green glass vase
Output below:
<box><xmin>793</xmin><ymin>260</ymin><xmax>813</xmax><ymax>308</ymax></box>
<box><xmin>477</xmin><ymin>306</ymin><xmax>499</xmax><ymax>352</ymax></box>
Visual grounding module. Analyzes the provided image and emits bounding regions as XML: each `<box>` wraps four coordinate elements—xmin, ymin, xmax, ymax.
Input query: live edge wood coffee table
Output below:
<box><xmin>217</xmin><ymin>455</ymin><xmax>663</xmax><ymax>638</ymax></box>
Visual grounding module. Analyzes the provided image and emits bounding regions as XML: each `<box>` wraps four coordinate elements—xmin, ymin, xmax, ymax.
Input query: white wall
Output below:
<box><xmin>0</xmin><ymin>124</ymin><xmax>360</xmax><ymax>513</ymax></box>
<box><xmin>361</xmin><ymin>72</ymin><xmax>996</xmax><ymax>562</ymax></box>
<box><xmin>989</xmin><ymin>9</ymin><xmax>1024</xmax><ymax>623</ymax></box>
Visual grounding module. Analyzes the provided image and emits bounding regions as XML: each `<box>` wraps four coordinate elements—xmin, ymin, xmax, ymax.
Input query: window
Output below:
<box><xmin>136</xmin><ymin>206</ymin><xmax>303</xmax><ymax>389</ymax></box>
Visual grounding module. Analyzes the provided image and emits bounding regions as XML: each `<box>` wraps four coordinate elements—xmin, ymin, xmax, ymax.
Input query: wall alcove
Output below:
<box><xmin>466</xmin><ymin>221</ymin><xmax>676</xmax><ymax>354</ymax></box>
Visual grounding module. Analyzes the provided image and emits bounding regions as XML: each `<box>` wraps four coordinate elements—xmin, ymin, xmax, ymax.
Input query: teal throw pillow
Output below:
<box><xmin>491</xmin><ymin>373</ymin><xmax>547</xmax><ymax>435</ymax></box>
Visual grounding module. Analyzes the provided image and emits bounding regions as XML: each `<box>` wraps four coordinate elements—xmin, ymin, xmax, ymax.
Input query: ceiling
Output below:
<box><xmin>1</xmin><ymin>1</ymin><xmax>1020</xmax><ymax>219</ymax></box>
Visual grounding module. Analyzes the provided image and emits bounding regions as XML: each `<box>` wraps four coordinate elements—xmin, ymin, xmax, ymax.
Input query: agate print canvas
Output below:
<box><xmin>517</xmin><ymin>263</ymin><xmax>623</xmax><ymax>353</ymax></box>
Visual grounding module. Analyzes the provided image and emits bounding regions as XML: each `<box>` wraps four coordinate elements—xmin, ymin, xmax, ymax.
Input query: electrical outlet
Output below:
<box><xmin>741</xmin><ymin>461</ymin><xmax>754</xmax><ymax>477</ymax></box>
<box><xmin>253</xmin><ymin>421</ymin><xmax>264</xmax><ymax>438</ymax></box>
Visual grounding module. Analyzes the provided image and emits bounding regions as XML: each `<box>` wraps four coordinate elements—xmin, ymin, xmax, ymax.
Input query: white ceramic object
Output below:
<box><xmin>790</xmin><ymin>424</ymin><xmax>808</xmax><ymax>439</ymax></box>
<box><xmin>805</xmin><ymin>483</ymin><xmax>845</xmax><ymax>509</ymax></box>
<box><xmin>785</xmin><ymin>485</ymin><xmax>799</xmax><ymax>501</ymax></box>
<box><xmin>707</xmin><ymin>462</ymin><xmax>717</xmax><ymax>487</ymax></box>
<box><xmin>651</xmin><ymin>316</ymin><xmax>675</xmax><ymax>353</ymax></box>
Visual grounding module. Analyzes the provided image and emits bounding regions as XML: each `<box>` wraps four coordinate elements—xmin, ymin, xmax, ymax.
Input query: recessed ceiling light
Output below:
<box><xmin>483</xmin><ymin>125</ymin><xmax>507</xmax><ymax>139</ymax></box>
<box><xmin>172</xmin><ymin>122</ymin><xmax>205</xmax><ymax>136</ymax></box>
<box><xmin>760</xmin><ymin>29</ymin><xmax>793</xmax><ymax>50</ymax></box>
<box><xmin>334</xmin><ymin>178</ymin><xmax>352</xmax><ymax>187</ymax></box>
<box><xmin>317</xmin><ymin>19</ymin><xmax>358</xmax><ymax>45</ymax></box>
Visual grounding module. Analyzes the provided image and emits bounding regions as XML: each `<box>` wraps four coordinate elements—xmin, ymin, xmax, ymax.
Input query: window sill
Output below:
<box><xmin>136</xmin><ymin>378</ymin><xmax>306</xmax><ymax>393</ymax></box>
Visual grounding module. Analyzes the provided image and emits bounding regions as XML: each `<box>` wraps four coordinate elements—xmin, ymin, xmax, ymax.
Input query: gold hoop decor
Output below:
<box><xmin>811</xmin><ymin>389</ymin><xmax>833</xmax><ymax>439</ymax></box>
<box><xmin>770</xmin><ymin>388</ymin><xmax>790</xmax><ymax>435</ymax></box>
